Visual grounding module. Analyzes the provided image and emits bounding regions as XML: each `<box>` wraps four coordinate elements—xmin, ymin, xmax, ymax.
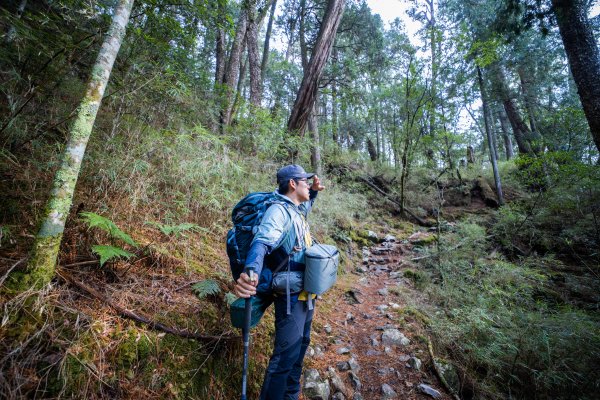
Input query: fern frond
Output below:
<box><xmin>92</xmin><ymin>245</ymin><xmax>135</xmax><ymax>266</ymax></box>
<box><xmin>191</xmin><ymin>279</ymin><xmax>221</xmax><ymax>299</ymax></box>
<box><xmin>224</xmin><ymin>292</ymin><xmax>237</xmax><ymax>306</ymax></box>
<box><xmin>81</xmin><ymin>212</ymin><xmax>138</xmax><ymax>247</ymax></box>
<box><xmin>145</xmin><ymin>221</ymin><xmax>206</xmax><ymax>237</ymax></box>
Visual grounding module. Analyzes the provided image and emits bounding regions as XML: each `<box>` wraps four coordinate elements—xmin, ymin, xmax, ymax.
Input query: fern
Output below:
<box><xmin>145</xmin><ymin>221</ymin><xmax>205</xmax><ymax>237</ymax></box>
<box><xmin>192</xmin><ymin>279</ymin><xmax>221</xmax><ymax>299</ymax></box>
<box><xmin>224</xmin><ymin>292</ymin><xmax>237</xmax><ymax>306</ymax></box>
<box><xmin>80</xmin><ymin>212</ymin><xmax>138</xmax><ymax>247</ymax></box>
<box><xmin>92</xmin><ymin>245</ymin><xmax>135</xmax><ymax>266</ymax></box>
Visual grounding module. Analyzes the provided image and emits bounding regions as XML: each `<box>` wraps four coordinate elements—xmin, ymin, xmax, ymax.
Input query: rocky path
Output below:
<box><xmin>302</xmin><ymin>233</ymin><xmax>451</xmax><ymax>400</ymax></box>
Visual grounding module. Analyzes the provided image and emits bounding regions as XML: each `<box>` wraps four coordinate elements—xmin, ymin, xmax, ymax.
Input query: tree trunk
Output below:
<box><xmin>331</xmin><ymin>82</ymin><xmax>338</xmax><ymax>146</ymax></box>
<box><xmin>309</xmin><ymin>103</ymin><xmax>322</xmax><ymax>175</ymax></box>
<box><xmin>467</xmin><ymin>146</ymin><xmax>475</xmax><ymax>164</ymax></box>
<box><xmin>221</xmin><ymin>9</ymin><xmax>248</xmax><ymax>127</ymax></box>
<box><xmin>287</xmin><ymin>0</ymin><xmax>346</xmax><ymax>135</ymax></box>
<box><xmin>497</xmin><ymin>107</ymin><xmax>514</xmax><ymax>160</ymax></box>
<box><xmin>246</xmin><ymin>0</ymin><xmax>261</xmax><ymax>106</ymax></box>
<box><xmin>260</xmin><ymin>0</ymin><xmax>277</xmax><ymax>82</ymax></box>
<box><xmin>552</xmin><ymin>0</ymin><xmax>600</xmax><ymax>154</ymax></box>
<box><xmin>215</xmin><ymin>28</ymin><xmax>226</xmax><ymax>86</ymax></box>
<box><xmin>517</xmin><ymin>64</ymin><xmax>539</xmax><ymax>136</ymax></box>
<box><xmin>18</xmin><ymin>0</ymin><xmax>134</xmax><ymax>290</ymax></box>
<box><xmin>477</xmin><ymin>66</ymin><xmax>504</xmax><ymax>206</ymax></box>
<box><xmin>493</xmin><ymin>66</ymin><xmax>540</xmax><ymax>154</ymax></box>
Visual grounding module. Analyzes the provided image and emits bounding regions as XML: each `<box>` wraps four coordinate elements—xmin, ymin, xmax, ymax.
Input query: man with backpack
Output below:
<box><xmin>233</xmin><ymin>164</ymin><xmax>325</xmax><ymax>400</ymax></box>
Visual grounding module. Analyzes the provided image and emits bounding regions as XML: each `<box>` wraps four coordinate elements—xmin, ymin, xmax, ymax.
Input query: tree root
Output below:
<box><xmin>427</xmin><ymin>337</ymin><xmax>461</xmax><ymax>400</ymax></box>
<box><xmin>57</xmin><ymin>269</ymin><xmax>240</xmax><ymax>343</ymax></box>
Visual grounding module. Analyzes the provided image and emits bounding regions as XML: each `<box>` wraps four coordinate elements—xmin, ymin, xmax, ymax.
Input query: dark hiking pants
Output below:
<box><xmin>259</xmin><ymin>297</ymin><xmax>314</xmax><ymax>400</ymax></box>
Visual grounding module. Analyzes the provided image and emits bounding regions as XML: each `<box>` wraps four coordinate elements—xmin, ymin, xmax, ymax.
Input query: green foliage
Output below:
<box><xmin>80</xmin><ymin>212</ymin><xmax>138</xmax><ymax>247</ymax></box>
<box><xmin>415</xmin><ymin>219</ymin><xmax>600</xmax><ymax>399</ymax></box>
<box><xmin>91</xmin><ymin>245</ymin><xmax>135</xmax><ymax>267</ymax></box>
<box><xmin>224</xmin><ymin>292</ymin><xmax>237</xmax><ymax>306</ymax></box>
<box><xmin>145</xmin><ymin>221</ymin><xmax>204</xmax><ymax>237</ymax></box>
<box><xmin>191</xmin><ymin>279</ymin><xmax>221</xmax><ymax>300</ymax></box>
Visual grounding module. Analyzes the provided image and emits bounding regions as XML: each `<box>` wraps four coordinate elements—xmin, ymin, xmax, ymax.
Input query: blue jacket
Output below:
<box><xmin>244</xmin><ymin>189</ymin><xmax>318</xmax><ymax>279</ymax></box>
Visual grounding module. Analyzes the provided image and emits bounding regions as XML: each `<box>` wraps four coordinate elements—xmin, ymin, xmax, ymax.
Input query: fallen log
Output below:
<box><xmin>358</xmin><ymin>176</ymin><xmax>434</xmax><ymax>227</ymax></box>
<box><xmin>57</xmin><ymin>270</ymin><xmax>239</xmax><ymax>343</ymax></box>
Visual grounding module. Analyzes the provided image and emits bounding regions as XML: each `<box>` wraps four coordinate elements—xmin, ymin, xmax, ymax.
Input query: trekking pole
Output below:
<box><xmin>241</xmin><ymin>268</ymin><xmax>254</xmax><ymax>400</ymax></box>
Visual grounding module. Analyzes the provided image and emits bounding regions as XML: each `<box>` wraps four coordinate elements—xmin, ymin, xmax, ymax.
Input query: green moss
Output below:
<box><xmin>7</xmin><ymin>236</ymin><xmax>60</xmax><ymax>291</ymax></box>
<box><xmin>403</xmin><ymin>269</ymin><xmax>428</xmax><ymax>289</ymax></box>
<box><xmin>348</xmin><ymin>230</ymin><xmax>372</xmax><ymax>247</ymax></box>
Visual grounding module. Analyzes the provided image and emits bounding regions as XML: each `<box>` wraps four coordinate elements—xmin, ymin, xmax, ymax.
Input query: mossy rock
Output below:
<box><xmin>403</xmin><ymin>269</ymin><xmax>428</xmax><ymax>289</ymax></box>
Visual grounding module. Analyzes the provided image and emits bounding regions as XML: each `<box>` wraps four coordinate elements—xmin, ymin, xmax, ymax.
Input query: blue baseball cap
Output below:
<box><xmin>276</xmin><ymin>164</ymin><xmax>315</xmax><ymax>184</ymax></box>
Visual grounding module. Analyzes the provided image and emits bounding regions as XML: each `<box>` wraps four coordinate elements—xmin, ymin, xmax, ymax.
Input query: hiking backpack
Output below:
<box><xmin>226</xmin><ymin>192</ymin><xmax>289</xmax><ymax>280</ymax></box>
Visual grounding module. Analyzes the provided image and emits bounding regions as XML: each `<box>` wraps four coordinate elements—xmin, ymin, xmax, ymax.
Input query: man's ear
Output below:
<box><xmin>289</xmin><ymin>179</ymin><xmax>297</xmax><ymax>191</ymax></box>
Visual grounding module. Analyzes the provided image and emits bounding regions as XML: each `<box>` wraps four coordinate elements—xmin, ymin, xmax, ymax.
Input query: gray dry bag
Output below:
<box><xmin>304</xmin><ymin>244</ymin><xmax>339</xmax><ymax>310</ymax></box>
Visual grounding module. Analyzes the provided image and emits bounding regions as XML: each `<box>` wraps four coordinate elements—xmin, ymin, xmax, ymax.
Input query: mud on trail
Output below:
<box><xmin>302</xmin><ymin>233</ymin><xmax>453</xmax><ymax>400</ymax></box>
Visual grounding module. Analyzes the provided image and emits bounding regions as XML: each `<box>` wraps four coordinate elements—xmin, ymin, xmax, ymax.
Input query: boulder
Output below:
<box><xmin>303</xmin><ymin>369</ymin><xmax>330</xmax><ymax>400</ymax></box>
<box><xmin>381</xmin><ymin>329</ymin><xmax>410</xmax><ymax>346</ymax></box>
<box><xmin>329</xmin><ymin>367</ymin><xmax>346</xmax><ymax>394</ymax></box>
<box><xmin>381</xmin><ymin>383</ymin><xmax>398</xmax><ymax>399</ymax></box>
<box><xmin>332</xmin><ymin>393</ymin><xmax>346</xmax><ymax>400</ymax></box>
<box><xmin>417</xmin><ymin>383</ymin><xmax>442</xmax><ymax>399</ymax></box>
<box><xmin>349</xmin><ymin>371</ymin><xmax>362</xmax><ymax>391</ymax></box>
<box><xmin>407</xmin><ymin>356</ymin><xmax>422</xmax><ymax>371</ymax></box>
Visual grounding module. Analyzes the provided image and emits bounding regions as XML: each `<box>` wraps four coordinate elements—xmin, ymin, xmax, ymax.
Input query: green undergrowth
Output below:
<box><xmin>406</xmin><ymin>217</ymin><xmax>600</xmax><ymax>400</ymax></box>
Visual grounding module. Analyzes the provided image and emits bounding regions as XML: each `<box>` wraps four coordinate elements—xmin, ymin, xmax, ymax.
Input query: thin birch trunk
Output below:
<box><xmin>18</xmin><ymin>0</ymin><xmax>134</xmax><ymax>290</ymax></box>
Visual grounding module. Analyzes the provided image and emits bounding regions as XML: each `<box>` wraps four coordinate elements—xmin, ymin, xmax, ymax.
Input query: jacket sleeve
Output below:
<box><xmin>299</xmin><ymin>189</ymin><xmax>318</xmax><ymax>217</ymax></box>
<box><xmin>244</xmin><ymin>204</ymin><xmax>290</xmax><ymax>277</ymax></box>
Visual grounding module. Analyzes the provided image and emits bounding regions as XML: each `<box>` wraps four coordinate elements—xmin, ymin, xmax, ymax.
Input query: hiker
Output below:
<box><xmin>234</xmin><ymin>164</ymin><xmax>325</xmax><ymax>400</ymax></box>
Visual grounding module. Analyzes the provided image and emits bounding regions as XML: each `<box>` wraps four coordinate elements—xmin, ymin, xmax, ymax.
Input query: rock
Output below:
<box><xmin>367</xmin><ymin>230</ymin><xmax>378</xmax><ymax>240</ymax></box>
<box><xmin>353</xmin><ymin>393</ymin><xmax>364</xmax><ymax>400</ymax></box>
<box><xmin>381</xmin><ymin>329</ymin><xmax>410</xmax><ymax>346</ymax></box>
<box><xmin>381</xmin><ymin>383</ymin><xmax>398</xmax><ymax>399</ymax></box>
<box><xmin>366</xmin><ymin>349</ymin><xmax>382</xmax><ymax>356</ymax></box>
<box><xmin>384</xmin><ymin>346</ymin><xmax>392</xmax><ymax>354</ymax></box>
<box><xmin>417</xmin><ymin>383</ymin><xmax>442</xmax><ymax>399</ymax></box>
<box><xmin>435</xmin><ymin>359</ymin><xmax>461</xmax><ymax>395</ymax></box>
<box><xmin>370</xmin><ymin>334</ymin><xmax>379</xmax><ymax>346</ymax></box>
<box><xmin>332</xmin><ymin>393</ymin><xmax>346</xmax><ymax>400</ymax></box>
<box><xmin>346</xmin><ymin>312</ymin><xmax>355</xmax><ymax>321</ymax></box>
<box><xmin>303</xmin><ymin>369</ymin><xmax>330</xmax><ymax>400</ymax></box>
<box><xmin>306</xmin><ymin>346</ymin><xmax>315</xmax><ymax>357</ymax></box>
<box><xmin>398</xmin><ymin>354</ymin><xmax>410</xmax><ymax>362</ymax></box>
<box><xmin>337</xmin><ymin>347</ymin><xmax>351</xmax><ymax>355</ymax></box>
<box><xmin>314</xmin><ymin>346</ymin><xmax>324</xmax><ymax>358</ymax></box>
<box><xmin>376</xmin><ymin>304</ymin><xmax>389</xmax><ymax>311</ymax></box>
<box><xmin>329</xmin><ymin>367</ymin><xmax>346</xmax><ymax>394</ymax></box>
<box><xmin>389</xmin><ymin>271</ymin><xmax>402</xmax><ymax>279</ymax></box>
<box><xmin>407</xmin><ymin>357</ymin><xmax>422</xmax><ymax>371</ymax></box>
<box><xmin>324</xmin><ymin>324</ymin><xmax>332</xmax><ymax>334</ymax></box>
<box><xmin>389</xmin><ymin>302</ymin><xmax>401</xmax><ymax>309</ymax></box>
<box><xmin>384</xmin><ymin>234</ymin><xmax>396</xmax><ymax>242</ymax></box>
<box><xmin>349</xmin><ymin>371</ymin><xmax>362</xmax><ymax>390</ymax></box>
<box><xmin>362</xmin><ymin>313</ymin><xmax>372</xmax><ymax>319</ymax></box>
<box><xmin>337</xmin><ymin>361</ymin><xmax>350</xmax><ymax>371</ymax></box>
<box><xmin>378</xmin><ymin>288</ymin><xmax>388</xmax><ymax>296</ymax></box>
<box><xmin>407</xmin><ymin>231</ymin><xmax>437</xmax><ymax>246</ymax></box>
<box><xmin>348</xmin><ymin>357</ymin><xmax>360</xmax><ymax>372</ymax></box>
<box><xmin>358</xmin><ymin>277</ymin><xmax>368</xmax><ymax>285</ymax></box>
<box><xmin>356</xmin><ymin>265</ymin><xmax>368</xmax><ymax>273</ymax></box>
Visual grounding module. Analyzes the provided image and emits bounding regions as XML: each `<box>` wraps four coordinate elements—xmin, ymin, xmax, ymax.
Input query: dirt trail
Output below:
<box><xmin>304</xmin><ymin>235</ymin><xmax>452</xmax><ymax>400</ymax></box>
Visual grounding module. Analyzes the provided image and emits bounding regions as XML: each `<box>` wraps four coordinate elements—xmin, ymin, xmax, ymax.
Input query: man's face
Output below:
<box><xmin>293</xmin><ymin>178</ymin><xmax>311</xmax><ymax>202</ymax></box>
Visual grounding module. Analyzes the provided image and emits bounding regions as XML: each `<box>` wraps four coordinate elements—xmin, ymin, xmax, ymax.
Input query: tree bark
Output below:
<box><xmin>260</xmin><ymin>0</ymin><xmax>277</xmax><ymax>82</ymax></box>
<box><xmin>331</xmin><ymin>82</ymin><xmax>338</xmax><ymax>145</ymax></box>
<box><xmin>309</xmin><ymin>103</ymin><xmax>322</xmax><ymax>175</ymax></box>
<box><xmin>287</xmin><ymin>0</ymin><xmax>346</xmax><ymax>135</ymax></box>
<box><xmin>477</xmin><ymin>66</ymin><xmax>504</xmax><ymax>206</ymax></box>
<box><xmin>215</xmin><ymin>28</ymin><xmax>226</xmax><ymax>86</ymax></box>
<box><xmin>17</xmin><ymin>0</ymin><xmax>134</xmax><ymax>290</ymax></box>
<box><xmin>497</xmin><ymin>106</ymin><xmax>514</xmax><ymax>160</ymax></box>
<box><xmin>517</xmin><ymin>64</ymin><xmax>539</xmax><ymax>136</ymax></box>
<box><xmin>220</xmin><ymin>9</ymin><xmax>248</xmax><ymax>127</ymax></box>
<box><xmin>552</xmin><ymin>0</ymin><xmax>600</xmax><ymax>154</ymax></box>
<box><xmin>246</xmin><ymin>0</ymin><xmax>262</xmax><ymax>106</ymax></box>
<box><xmin>493</xmin><ymin>66</ymin><xmax>541</xmax><ymax>154</ymax></box>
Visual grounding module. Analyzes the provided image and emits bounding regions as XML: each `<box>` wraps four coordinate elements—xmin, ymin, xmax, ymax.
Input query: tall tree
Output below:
<box><xmin>551</xmin><ymin>0</ymin><xmax>600</xmax><ymax>154</ymax></box>
<box><xmin>287</xmin><ymin>0</ymin><xmax>345</xmax><ymax>135</ymax></box>
<box><xmin>17</xmin><ymin>0</ymin><xmax>134</xmax><ymax>289</ymax></box>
